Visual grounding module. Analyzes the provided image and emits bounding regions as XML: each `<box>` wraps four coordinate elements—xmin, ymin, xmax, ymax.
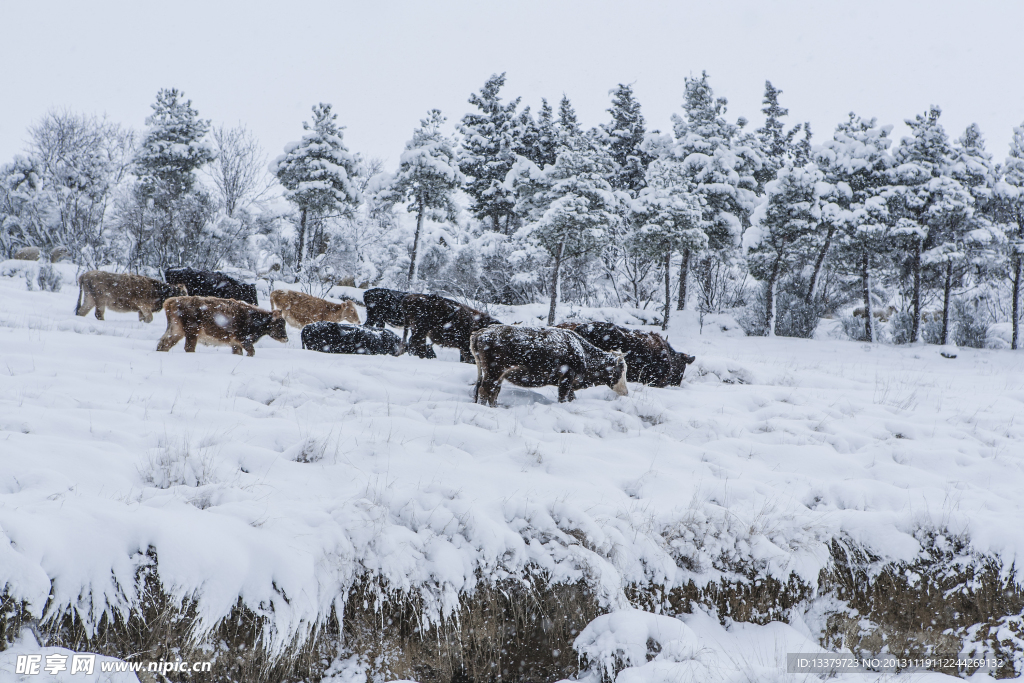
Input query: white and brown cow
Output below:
<box><xmin>76</xmin><ymin>271</ymin><xmax>186</xmax><ymax>323</ymax></box>
<box><xmin>157</xmin><ymin>296</ymin><xmax>288</xmax><ymax>356</ymax></box>
<box><xmin>471</xmin><ymin>325</ymin><xmax>627</xmax><ymax>405</ymax></box>
<box><xmin>269</xmin><ymin>289</ymin><xmax>360</xmax><ymax>328</ymax></box>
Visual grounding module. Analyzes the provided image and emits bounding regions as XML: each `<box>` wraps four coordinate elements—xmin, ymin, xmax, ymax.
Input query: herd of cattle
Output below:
<box><xmin>72</xmin><ymin>267</ymin><xmax>696</xmax><ymax>404</ymax></box>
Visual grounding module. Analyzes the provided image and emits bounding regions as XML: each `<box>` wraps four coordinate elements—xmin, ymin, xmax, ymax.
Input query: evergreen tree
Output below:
<box><xmin>130</xmin><ymin>88</ymin><xmax>217</xmax><ymax>269</ymax></box>
<box><xmin>509</xmin><ymin>145</ymin><xmax>621</xmax><ymax>323</ymax></box>
<box><xmin>378</xmin><ymin>110</ymin><xmax>464</xmax><ymax>283</ymax></box>
<box><xmin>659</xmin><ymin>71</ymin><xmax>761</xmax><ymax>309</ymax></box>
<box><xmin>754</xmin><ymin>81</ymin><xmax>810</xmax><ymax>192</ymax></box>
<box><xmin>630</xmin><ymin>158</ymin><xmax>704</xmax><ymax>328</ymax></box>
<box><xmin>995</xmin><ymin>123</ymin><xmax>1024</xmax><ymax>349</ymax></box>
<box><xmin>459</xmin><ymin>73</ymin><xmax>521</xmax><ymax>233</ymax></box>
<box><xmin>890</xmin><ymin>106</ymin><xmax>973</xmax><ymax>343</ymax></box>
<box><xmin>271</xmin><ymin>103</ymin><xmax>361</xmax><ymax>269</ymax></box>
<box><xmin>745</xmin><ymin>163</ymin><xmax>826</xmax><ymax>336</ymax></box>
<box><xmin>557</xmin><ymin>95</ymin><xmax>582</xmax><ymax>142</ymax></box>
<box><xmin>813</xmin><ymin>114</ymin><xmax>895</xmax><ymax>341</ymax></box>
<box><xmin>601</xmin><ymin>84</ymin><xmax>652</xmax><ymax>196</ymax></box>
<box><xmin>134</xmin><ymin>88</ymin><xmax>214</xmax><ymax>205</ymax></box>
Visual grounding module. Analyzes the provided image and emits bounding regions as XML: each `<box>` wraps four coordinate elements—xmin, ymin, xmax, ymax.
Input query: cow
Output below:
<box><xmin>853</xmin><ymin>305</ymin><xmax>897</xmax><ymax>323</ymax></box>
<box><xmin>156</xmin><ymin>296</ymin><xmax>288</xmax><ymax>356</ymax></box>
<box><xmin>558</xmin><ymin>321</ymin><xmax>695</xmax><ymax>387</ymax></box>
<box><xmin>301</xmin><ymin>322</ymin><xmax>404</xmax><ymax>356</ymax></box>
<box><xmin>622</xmin><ymin>329</ymin><xmax>695</xmax><ymax>387</ymax></box>
<box><xmin>363</xmin><ymin>288</ymin><xmax>411</xmax><ymax>328</ymax></box>
<box><xmin>76</xmin><ymin>271</ymin><xmax>186</xmax><ymax>323</ymax></box>
<box><xmin>164</xmin><ymin>267</ymin><xmax>259</xmax><ymax>306</ymax></box>
<box><xmin>471</xmin><ymin>325</ymin><xmax>628</xmax><ymax>405</ymax></box>
<box><xmin>270</xmin><ymin>289</ymin><xmax>360</xmax><ymax>328</ymax></box>
<box><xmin>404</xmin><ymin>293</ymin><xmax>502</xmax><ymax>363</ymax></box>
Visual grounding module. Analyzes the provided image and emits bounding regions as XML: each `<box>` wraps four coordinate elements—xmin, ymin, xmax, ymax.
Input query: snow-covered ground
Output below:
<box><xmin>2</xmin><ymin>261</ymin><xmax>1022</xmax><ymax>682</ymax></box>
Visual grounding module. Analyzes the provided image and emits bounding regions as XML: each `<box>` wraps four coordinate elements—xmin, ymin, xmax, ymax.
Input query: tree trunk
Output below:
<box><xmin>1013</xmin><ymin>253</ymin><xmax>1022</xmax><ymax>351</ymax></box>
<box><xmin>296</xmin><ymin>208</ymin><xmax>307</xmax><ymax>272</ymax></box>
<box><xmin>941</xmin><ymin>260</ymin><xmax>953</xmax><ymax>345</ymax></box>
<box><xmin>677</xmin><ymin>248</ymin><xmax>690</xmax><ymax>310</ymax></box>
<box><xmin>805</xmin><ymin>222</ymin><xmax>834</xmax><ymax>304</ymax></box>
<box><xmin>547</xmin><ymin>241</ymin><xmax>565</xmax><ymax>326</ymax></box>
<box><xmin>911</xmin><ymin>237</ymin><xmax>922</xmax><ymax>343</ymax></box>
<box><xmin>765</xmin><ymin>258</ymin><xmax>781</xmax><ymax>338</ymax></box>
<box><xmin>662</xmin><ymin>250</ymin><xmax>672</xmax><ymax>330</ymax></box>
<box><xmin>861</xmin><ymin>252</ymin><xmax>874</xmax><ymax>343</ymax></box>
<box><xmin>408</xmin><ymin>197</ymin><xmax>425</xmax><ymax>283</ymax></box>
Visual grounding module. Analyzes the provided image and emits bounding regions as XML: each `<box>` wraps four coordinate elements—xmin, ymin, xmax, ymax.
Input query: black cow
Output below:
<box><xmin>301</xmin><ymin>322</ymin><xmax>404</xmax><ymax>356</ymax></box>
<box><xmin>363</xmin><ymin>288</ymin><xmax>411</xmax><ymax>328</ymax></box>
<box><xmin>164</xmin><ymin>267</ymin><xmax>258</xmax><ymax>306</ymax></box>
<box><xmin>558</xmin><ymin>321</ymin><xmax>695</xmax><ymax>387</ymax></box>
<box><xmin>404</xmin><ymin>293</ymin><xmax>502</xmax><ymax>363</ymax></box>
<box><xmin>471</xmin><ymin>325</ymin><xmax>628</xmax><ymax>405</ymax></box>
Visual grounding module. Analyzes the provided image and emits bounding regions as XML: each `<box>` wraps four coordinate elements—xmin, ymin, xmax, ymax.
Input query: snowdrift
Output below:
<box><xmin>1</xmin><ymin>263</ymin><xmax>1023</xmax><ymax>681</ymax></box>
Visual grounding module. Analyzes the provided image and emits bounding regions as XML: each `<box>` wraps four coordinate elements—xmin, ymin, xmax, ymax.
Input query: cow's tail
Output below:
<box><xmin>74</xmin><ymin>277</ymin><xmax>86</xmax><ymax>315</ymax></box>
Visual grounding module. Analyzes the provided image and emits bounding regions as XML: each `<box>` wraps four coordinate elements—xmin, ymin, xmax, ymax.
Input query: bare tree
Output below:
<box><xmin>26</xmin><ymin>110</ymin><xmax>134</xmax><ymax>265</ymax></box>
<box><xmin>209</xmin><ymin>124</ymin><xmax>272</xmax><ymax>216</ymax></box>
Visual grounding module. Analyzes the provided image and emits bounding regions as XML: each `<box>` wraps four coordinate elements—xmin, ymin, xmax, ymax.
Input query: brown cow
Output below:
<box><xmin>76</xmin><ymin>271</ymin><xmax>186</xmax><ymax>323</ymax></box>
<box><xmin>404</xmin><ymin>293</ymin><xmax>502</xmax><ymax>363</ymax></box>
<box><xmin>157</xmin><ymin>296</ymin><xmax>288</xmax><ymax>356</ymax></box>
<box><xmin>269</xmin><ymin>289</ymin><xmax>360</xmax><ymax>328</ymax></box>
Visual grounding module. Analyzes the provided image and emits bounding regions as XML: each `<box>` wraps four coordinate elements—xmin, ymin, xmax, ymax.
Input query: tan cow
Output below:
<box><xmin>269</xmin><ymin>289</ymin><xmax>359</xmax><ymax>328</ymax></box>
<box><xmin>76</xmin><ymin>271</ymin><xmax>186</xmax><ymax>323</ymax></box>
<box><xmin>157</xmin><ymin>296</ymin><xmax>288</xmax><ymax>356</ymax></box>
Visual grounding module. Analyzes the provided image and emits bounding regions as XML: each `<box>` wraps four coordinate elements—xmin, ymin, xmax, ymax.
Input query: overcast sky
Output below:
<box><xmin>2</xmin><ymin>0</ymin><xmax>1023</xmax><ymax>169</ymax></box>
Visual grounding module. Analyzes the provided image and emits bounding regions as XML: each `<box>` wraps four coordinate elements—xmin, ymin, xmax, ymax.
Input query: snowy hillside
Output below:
<box><xmin>1</xmin><ymin>263</ymin><xmax>1023</xmax><ymax>682</ymax></box>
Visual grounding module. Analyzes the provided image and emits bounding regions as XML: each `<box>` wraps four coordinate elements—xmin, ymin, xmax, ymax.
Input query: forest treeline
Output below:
<box><xmin>2</xmin><ymin>73</ymin><xmax>1023</xmax><ymax>347</ymax></box>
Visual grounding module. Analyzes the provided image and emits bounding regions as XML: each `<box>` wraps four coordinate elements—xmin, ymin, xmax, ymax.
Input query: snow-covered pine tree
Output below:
<box><xmin>995</xmin><ymin>122</ymin><xmax>1024</xmax><ymax>349</ymax></box>
<box><xmin>601</xmin><ymin>84</ymin><xmax>652</xmax><ymax>197</ymax></box>
<box><xmin>557</xmin><ymin>95</ymin><xmax>583</xmax><ymax>144</ymax></box>
<box><xmin>508</xmin><ymin>144</ymin><xmax>621</xmax><ymax>324</ymax></box>
<box><xmin>630</xmin><ymin>158</ymin><xmax>704</xmax><ymax>329</ymax></box>
<box><xmin>271</xmin><ymin>103</ymin><xmax>361</xmax><ymax>270</ymax></box>
<box><xmin>135</xmin><ymin>89</ymin><xmax>214</xmax><ymax>206</ymax></box>
<box><xmin>459</xmin><ymin>74</ymin><xmax>521</xmax><ymax>234</ymax></box>
<box><xmin>657</xmin><ymin>71</ymin><xmax>761</xmax><ymax>310</ymax></box>
<box><xmin>377</xmin><ymin>109</ymin><xmax>464</xmax><ymax>283</ymax></box>
<box><xmin>515</xmin><ymin>101</ymin><xmax>556</xmax><ymax>171</ymax></box>
<box><xmin>932</xmin><ymin>124</ymin><xmax>1005</xmax><ymax>345</ymax></box>
<box><xmin>814</xmin><ymin>114</ymin><xmax>895</xmax><ymax>341</ymax></box>
<box><xmin>754</xmin><ymin>81</ymin><xmax>809</xmax><ymax>193</ymax></box>
<box><xmin>890</xmin><ymin>106</ymin><xmax>973</xmax><ymax>343</ymax></box>
<box><xmin>131</xmin><ymin>88</ymin><xmax>217</xmax><ymax>269</ymax></box>
<box><xmin>745</xmin><ymin>163</ymin><xmax>827</xmax><ymax>336</ymax></box>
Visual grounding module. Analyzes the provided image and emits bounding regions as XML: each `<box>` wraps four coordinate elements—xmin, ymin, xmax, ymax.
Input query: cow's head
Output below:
<box><xmin>267</xmin><ymin>310</ymin><xmax>289</xmax><ymax>343</ymax></box>
<box><xmin>242</xmin><ymin>283</ymin><xmax>259</xmax><ymax>306</ymax></box>
<box><xmin>153</xmin><ymin>283</ymin><xmax>188</xmax><ymax>311</ymax></box>
<box><xmin>607</xmin><ymin>351</ymin><xmax>628</xmax><ymax>396</ymax></box>
<box><xmin>669</xmin><ymin>351</ymin><xmax>696</xmax><ymax>385</ymax></box>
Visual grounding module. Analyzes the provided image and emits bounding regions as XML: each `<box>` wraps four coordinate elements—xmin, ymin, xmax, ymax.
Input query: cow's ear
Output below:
<box><xmin>271</xmin><ymin>310</ymin><xmax>283</xmax><ymax>319</ymax></box>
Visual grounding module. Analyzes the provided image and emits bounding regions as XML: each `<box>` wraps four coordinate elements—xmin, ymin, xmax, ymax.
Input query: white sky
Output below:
<box><xmin>2</xmin><ymin>0</ymin><xmax>1023</xmax><ymax>169</ymax></box>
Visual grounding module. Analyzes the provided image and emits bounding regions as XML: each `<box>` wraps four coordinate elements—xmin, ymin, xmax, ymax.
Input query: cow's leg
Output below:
<box><xmin>241</xmin><ymin>342</ymin><xmax>255</xmax><ymax>356</ymax></box>
<box><xmin>183</xmin><ymin>333</ymin><xmax>198</xmax><ymax>353</ymax></box>
<box><xmin>140</xmin><ymin>308</ymin><xmax>154</xmax><ymax>323</ymax></box>
<box><xmin>459</xmin><ymin>347</ymin><xmax>475</xmax><ymax>364</ymax></box>
<box><xmin>156</xmin><ymin>330</ymin><xmax>183</xmax><ymax>352</ymax></box>
<box><xmin>94</xmin><ymin>305</ymin><xmax>105</xmax><ymax>320</ymax></box>
<box><xmin>557</xmin><ymin>379</ymin><xmax>576</xmax><ymax>403</ymax></box>
<box><xmin>407</xmin><ymin>325</ymin><xmax>433</xmax><ymax>359</ymax></box>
